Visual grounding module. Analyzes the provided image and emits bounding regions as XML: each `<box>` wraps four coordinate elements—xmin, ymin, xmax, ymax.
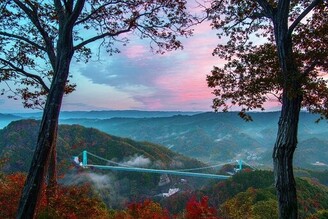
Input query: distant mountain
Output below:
<box><xmin>0</xmin><ymin>119</ymin><xmax>203</xmax><ymax>174</ymax></box>
<box><xmin>0</xmin><ymin>119</ymin><xmax>211</xmax><ymax>208</ymax></box>
<box><xmin>260</xmin><ymin>137</ymin><xmax>328</xmax><ymax>170</ymax></box>
<box><xmin>11</xmin><ymin>110</ymin><xmax>201</xmax><ymax>120</ymax></box>
<box><xmin>2</xmin><ymin>111</ymin><xmax>328</xmax><ymax>169</ymax></box>
<box><xmin>0</xmin><ymin>113</ymin><xmax>22</xmax><ymax>129</ymax></box>
<box><xmin>0</xmin><ymin>110</ymin><xmax>201</xmax><ymax>128</ymax></box>
<box><xmin>60</xmin><ymin>111</ymin><xmax>328</xmax><ymax>169</ymax></box>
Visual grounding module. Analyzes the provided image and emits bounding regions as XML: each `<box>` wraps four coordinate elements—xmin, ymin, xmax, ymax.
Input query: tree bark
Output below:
<box><xmin>273</xmin><ymin>92</ymin><xmax>302</xmax><ymax>219</ymax></box>
<box><xmin>15</xmin><ymin>1</ymin><xmax>85</xmax><ymax>217</ymax></box>
<box><xmin>16</xmin><ymin>30</ymin><xmax>74</xmax><ymax>219</ymax></box>
<box><xmin>271</xmin><ymin>2</ymin><xmax>304</xmax><ymax>217</ymax></box>
<box><xmin>16</xmin><ymin>85</ymin><xmax>65</xmax><ymax>218</ymax></box>
<box><xmin>46</xmin><ymin>126</ymin><xmax>58</xmax><ymax>205</ymax></box>
<box><xmin>16</xmin><ymin>63</ymin><xmax>71</xmax><ymax>218</ymax></box>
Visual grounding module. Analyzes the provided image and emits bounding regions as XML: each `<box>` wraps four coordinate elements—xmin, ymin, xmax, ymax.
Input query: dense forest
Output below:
<box><xmin>1</xmin><ymin>166</ymin><xmax>328</xmax><ymax>218</ymax></box>
<box><xmin>1</xmin><ymin>120</ymin><xmax>328</xmax><ymax>218</ymax></box>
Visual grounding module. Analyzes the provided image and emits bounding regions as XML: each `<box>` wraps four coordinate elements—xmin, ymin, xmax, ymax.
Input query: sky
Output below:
<box><xmin>62</xmin><ymin>21</ymin><xmax>226</xmax><ymax>112</ymax></box>
<box><xmin>0</xmin><ymin>22</ymin><xmax>222</xmax><ymax>113</ymax></box>
<box><xmin>0</xmin><ymin>3</ymin><xmax>283</xmax><ymax>114</ymax></box>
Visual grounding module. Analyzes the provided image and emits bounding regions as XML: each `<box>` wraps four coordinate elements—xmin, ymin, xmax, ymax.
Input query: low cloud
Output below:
<box><xmin>62</xmin><ymin>172</ymin><xmax>112</xmax><ymax>189</ymax></box>
<box><xmin>87</xmin><ymin>172</ymin><xmax>112</xmax><ymax>190</ymax></box>
<box><xmin>120</xmin><ymin>154</ymin><xmax>151</xmax><ymax>167</ymax></box>
<box><xmin>62</xmin><ymin>172</ymin><xmax>126</xmax><ymax>208</ymax></box>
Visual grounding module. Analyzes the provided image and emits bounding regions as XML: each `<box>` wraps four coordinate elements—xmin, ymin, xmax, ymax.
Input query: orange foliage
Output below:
<box><xmin>112</xmin><ymin>199</ymin><xmax>170</xmax><ymax>219</ymax></box>
<box><xmin>0</xmin><ymin>173</ymin><xmax>108</xmax><ymax>218</ymax></box>
<box><xmin>42</xmin><ymin>184</ymin><xmax>109</xmax><ymax>218</ymax></box>
<box><xmin>0</xmin><ymin>173</ymin><xmax>25</xmax><ymax>218</ymax></box>
<box><xmin>0</xmin><ymin>173</ymin><xmax>221</xmax><ymax>219</ymax></box>
<box><xmin>184</xmin><ymin>196</ymin><xmax>220</xmax><ymax>219</ymax></box>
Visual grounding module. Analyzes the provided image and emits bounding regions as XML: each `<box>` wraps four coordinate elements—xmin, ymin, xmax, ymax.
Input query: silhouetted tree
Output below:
<box><xmin>206</xmin><ymin>0</ymin><xmax>328</xmax><ymax>218</ymax></box>
<box><xmin>0</xmin><ymin>1</ymin><xmax>195</xmax><ymax>218</ymax></box>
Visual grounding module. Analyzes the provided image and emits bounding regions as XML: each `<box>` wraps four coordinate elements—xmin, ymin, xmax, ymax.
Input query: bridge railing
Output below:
<box><xmin>75</xmin><ymin>150</ymin><xmax>254</xmax><ymax>180</ymax></box>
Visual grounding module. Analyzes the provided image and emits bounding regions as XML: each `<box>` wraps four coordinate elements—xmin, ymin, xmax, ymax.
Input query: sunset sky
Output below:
<box><xmin>0</xmin><ymin>21</ymin><xmax>219</xmax><ymax>113</ymax></box>
<box><xmin>63</xmin><ymin>20</ymin><xmax>220</xmax><ymax>112</ymax></box>
<box><xmin>0</xmin><ymin>3</ymin><xmax>282</xmax><ymax>114</ymax></box>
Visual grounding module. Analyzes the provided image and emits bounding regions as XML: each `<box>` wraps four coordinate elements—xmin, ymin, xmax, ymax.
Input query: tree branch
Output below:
<box><xmin>13</xmin><ymin>0</ymin><xmax>57</xmax><ymax>70</ymax></box>
<box><xmin>255</xmin><ymin>0</ymin><xmax>276</xmax><ymax>19</ymax></box>
<box><xmin>74</xmin><ymin>5</ymin><xmax>157</xmax><ymax>51</ymax></box>
<box><xmin>75</xmin><ymin>2</ymin><xmax>117</xmax><ymax>26</ymax></box>
<box><xmin>67</xmin><ymin>0</ymin><xmax>86</xmax><ymax>28</ymax></box>
<box><xmin>0</xmin><ymin>58</ymin><xmax>49</xmax><ymax>92</ymax></box>
<box><xmin>0</xmin><ymin>31</ymin><xmax>46</xmax><ymax>51</ymax></box>
<box><xmin>54</xmin><ymin>0</ymin><xmax>63</xmax><ymax>11</ymax></box>
<box><xmin>288</xmin><ymin>0</ymin><xmax>322</xmax><ymax>36</ymax></box>
<box><xmin>73</xmin><ymin>26</ymin><xmax>133</xmax><ymax>51</ymax></box>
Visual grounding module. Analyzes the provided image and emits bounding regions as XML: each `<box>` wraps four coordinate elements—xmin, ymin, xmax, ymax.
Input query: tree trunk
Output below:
<box><xmin>272</xmin><ymin>4</ymin><xmax>304</xmax><ymax>216</ymax></box>
<box><xmin>47</xmin><ymin>126</ymin><xmax>58</xmax><ymax>205</ymax></box>
<box><xmin>16</xmin><ymin>2</ymin><xmax>83</xmax><ymax>217</ymax></box>
<box><xmin>273</xmin><ymin>91</ymin><xmax>302</xmax><ymax>219</ymax></box>
<box><xmin>16</xmin><ymin>66</ymin><xmax>70</xmax><ymax>218</ymax></box>
<box><xmin>16</xmin><ymin>47</ymin><xmax>73</xmax><ymax>219</ymax></box>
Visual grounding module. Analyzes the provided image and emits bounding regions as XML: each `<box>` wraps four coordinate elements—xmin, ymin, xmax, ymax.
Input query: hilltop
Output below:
<box><xmin>0</xmin><ymin>113</ymin><xmax>22</xmax><ymax>129</ymax></box>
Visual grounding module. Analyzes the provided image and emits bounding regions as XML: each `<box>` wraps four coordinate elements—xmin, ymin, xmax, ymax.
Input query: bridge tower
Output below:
<box><xmin>82</xmin><ymin>150</ymin><xmax>88</xmax><ymax>166</ymax></box>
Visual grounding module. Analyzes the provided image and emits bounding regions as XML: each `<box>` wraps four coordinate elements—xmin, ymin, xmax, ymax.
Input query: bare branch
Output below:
<box><xmin>0</xmin><ymin>31</ymin><xmax>46</xmax><ymax>51</ymax></box>
<box><xmin>75</xmin><ymin>1</ymin><xmax>117</xmax><ymax>26</ymax></box>
<box><xmin>303</xmin><ymin>60</ymin><xmax>319</xmax><ymax>77</ymax></box>
<box><xmin>13</xmin><ymin>0</ymin><xmax>56</xmax><ymax>70</ymax></box>
<box><xmin>54</xmin><ymin>0</ymin><xmax>63</xmax><ymax>12</ymax></box>
<box><xmin>0</xmin><ymin>58</ymin><xmax>49</xmax><ymax>92</ymax></box>
<box><xmin>67</xmin><ymin>0</ymin><xmax>86</xmax><ymax>28</ymax></box>
<box><xmin>288</xmin><ymin>0</ymin><xmax>322</xmax><ymax>36</ymax></box>
<box><xmin>73</xmin><ymin>26</ymin><xmax>133</xmax><ymax>51</ymax></box>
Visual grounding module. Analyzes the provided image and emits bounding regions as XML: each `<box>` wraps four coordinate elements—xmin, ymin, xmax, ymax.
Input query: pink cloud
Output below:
<box><xmin>122</xmin><ymin>45</ymin><xmax>148</xmax><ymax>59</ymax></box>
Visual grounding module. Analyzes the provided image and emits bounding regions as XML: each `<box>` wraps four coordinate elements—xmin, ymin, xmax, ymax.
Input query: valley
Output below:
<box><xmin>2</xmin><ymin>110</ymin><xmax>328</xmax><ymax>170</ymax></box>
<box><xmin>1</xmin><ymin>111</ymin><xmax>328</xmax><ymax>217</ymax></box>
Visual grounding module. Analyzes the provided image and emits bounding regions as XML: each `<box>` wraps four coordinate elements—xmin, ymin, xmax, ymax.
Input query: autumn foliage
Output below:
<box><xmin>0</xmin><ymin>173</ymin><xmax>26</xmax><ymax>218</ymax></box>
<box><xmin>111</xmin><ymin>196</ymin><xmax>220</xmax><ymax>219</ymax></box>
<box><xmin>1</xmin><ymin>170</ymin><xmax>328</xmax><ymax>218</ymax></box>
<box><xmin>184</xmin><ymin>196</ymin><xmax>219</xmax><ymax>219</ymax></box>
<box><xmin>0</xmin><ymin>173</ymin><xmax>109</xmax><ymax>218</ymax></box>
<box><xmin>0</xmin><ymin>172</ymin><xmax>221</xmax><ymax>219</ymax></box>
<box><xmin>112</xmin><ymin>199</ymin><xmax>170</xmax><ymax>219</ymax></box>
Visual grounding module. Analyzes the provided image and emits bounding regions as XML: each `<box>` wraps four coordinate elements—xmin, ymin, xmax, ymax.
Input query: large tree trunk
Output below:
<box><xmin>16</xmin><ymin>43</ymin><xmax>73</xmax><ymax>219</ymax></box>
<box><xmin>16</xmin><ymin>2</ymin><xmax>84</xmax><ymax>218</ymax></box>
<box><xmin>272</xmin><ymin>3</ymin><xmax>304</xmax><ymax>216</ymax></box>
<box><xmin>16</xmin><ymin>66</ymin><xmax>71</xmax><ymax>218</ymax></box>
<box><xmin>273</xmin><ymin>92</ymin><xmax>302</xmax><ymax>219</ymax></box>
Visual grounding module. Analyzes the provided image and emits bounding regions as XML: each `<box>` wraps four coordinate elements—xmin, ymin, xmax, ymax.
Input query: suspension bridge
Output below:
<box><xmin>74</xmin><ymin>150</ymin><xmax>254</xmax><ymax>180</ymax></box>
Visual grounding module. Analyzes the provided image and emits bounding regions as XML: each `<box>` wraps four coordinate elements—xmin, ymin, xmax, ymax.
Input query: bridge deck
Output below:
<box><xmin>85</xmin><ymin>164</ymin><xmax>231</xmax><ymax>179</ymax></box>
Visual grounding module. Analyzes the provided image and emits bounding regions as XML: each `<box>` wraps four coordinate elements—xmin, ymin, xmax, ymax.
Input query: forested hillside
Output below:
<box><xmin>0</xmin><ymin>120</ymin><xmax>328</xmax><ymax>218</ymax></box>
<box><xmin>0</xmin><ymin>119</ymin><xmax>203</xmax><ymax>173</ymax></box>
<box><xmin>59</xmin><ymin>111</ymin><xmax>328</xmax><ymax>169</ymax></box>
<box><xmin>2</xmin><ymin>111</ymin><xmax>328</xmax><ymax>169</ymax></box>
<box><xmin>0</xmin><ymin>119</ymin><xmax>210</xmax><ymax>209</ymax></box>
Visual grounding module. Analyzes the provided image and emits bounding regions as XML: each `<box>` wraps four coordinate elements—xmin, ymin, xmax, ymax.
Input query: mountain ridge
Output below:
<box><xmin>0</xmin><ymin>119</ymin><xmax>204</xmax><ymax>174</ymax></box>
<box><xmin>59</xmin><ymin>111</ymin><xmax>328</xmax><ymax>169</ymax></box>
<box><xmin>1</xmin><ymin>111</ymin><xmax>328</xmax><ymax>170</ymax></box>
